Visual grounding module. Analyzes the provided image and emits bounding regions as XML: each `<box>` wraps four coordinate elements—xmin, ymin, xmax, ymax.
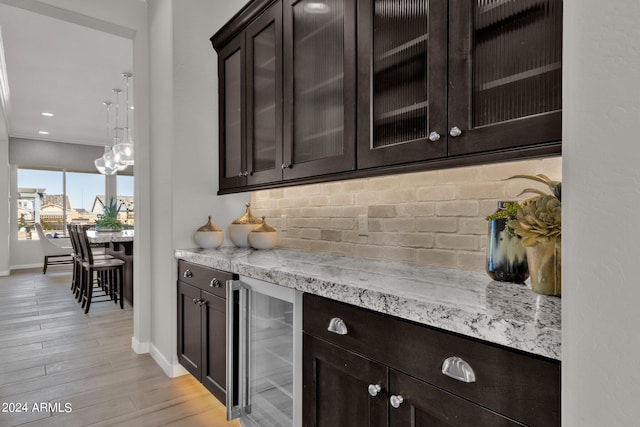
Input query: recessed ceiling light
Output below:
<box><xmin>38</xmin><ymin>131</ymin><xmax>49</xmax><ymax>135</ymax></box>
<box><xmin>41</xmin><ymin>112</ymin><xmax>54</xmax><ymax>117</ymax></box>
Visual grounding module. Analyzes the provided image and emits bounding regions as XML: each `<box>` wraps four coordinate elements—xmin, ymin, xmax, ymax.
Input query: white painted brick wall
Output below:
<box><xmin>250</xmin><ymin>158</ymin><xmax>562</xmax><ymax>272</ymax></box>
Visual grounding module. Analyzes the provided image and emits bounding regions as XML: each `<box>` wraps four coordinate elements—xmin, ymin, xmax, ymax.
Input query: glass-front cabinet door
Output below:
<box><xmin>246</xmin><ymin>1</ymin><xmax>283</xmax><ymax>186</ymax></box>
<box><xmin>283</xmin><ymin>0</ymin><xmax>357</xmax><ymax>180</ymax></box>
<box><xmin>218</xmin><ymin>2</ymin><xmax>283</xmax><ymax>191</ymax></box>
<box><xmin>448</xmin><ymin>0</ymin><xmax>562</xmax><ymax>156</ymax></box>
<box><xmin>218</xmin><ymin>34</ymin><xmax>246</xmax><ymax>190</ymax></box>
<box><xmin>357</xmin><ymin>0</ymin><xmax>448</xmax><ymax>169</ymax></box>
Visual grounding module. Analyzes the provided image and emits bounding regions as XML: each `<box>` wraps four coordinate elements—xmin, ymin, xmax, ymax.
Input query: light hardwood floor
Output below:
<box><xmin>0</xmin><ymin>267</ymin><xmax>240</xmax><ymax>427</ymax></box>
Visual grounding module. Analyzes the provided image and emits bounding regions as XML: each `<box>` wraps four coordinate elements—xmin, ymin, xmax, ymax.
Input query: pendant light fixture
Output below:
<box><xmin>112</xmin><ymin>72</ymin><xmax>134</xmax><ymax>166</ymax></box>
<box><xmin>95</xmin><ymin>95</ymin><xmax>126</xmax><ymax>175</ymax></box>
<box><xmin>95</xmin><ymin>101</ymin><xmax>112</xmax><ymax>174</ymax></box>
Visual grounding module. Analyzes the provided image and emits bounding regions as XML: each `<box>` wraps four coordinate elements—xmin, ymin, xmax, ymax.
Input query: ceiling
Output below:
<box><xmin>0</xmin><ymin>1</ymin><xmax>133</xmax><ymax>146</ymax></box>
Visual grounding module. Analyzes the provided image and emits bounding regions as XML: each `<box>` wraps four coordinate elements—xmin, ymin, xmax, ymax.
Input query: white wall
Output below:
<box><xmin>147</xmin><ymin>0</ymin><xmax>250</xmax><ymax>375</ymax></box>
<box><xmin>563</xmin><ymin>0</ymin><xmax>640</xmax><ymax>424</ymax></box>
<box><xmin>0</xmin><ymin>133</ymin><xmax>8</xmax><ymax>276</ymax></box>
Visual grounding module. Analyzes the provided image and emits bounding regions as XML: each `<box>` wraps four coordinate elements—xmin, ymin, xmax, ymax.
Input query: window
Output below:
<box><xmin>67</xmin><ymin>171</ymin><xmax>106</xmax><ymax>228</ymax></box>
<box><xmin>17</xmin><ymin>168</ymin><xmax>105</xmax><ymax>240</ymax></box>
<box><xmin>117</xmin><ymin>175</ymin><xmax>134</xmax><ymax>227</ymax></box>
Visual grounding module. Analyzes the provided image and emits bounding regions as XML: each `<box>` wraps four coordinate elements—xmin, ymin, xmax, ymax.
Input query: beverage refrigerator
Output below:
<box><xmin>226</xmin><ymin>276</ymin><xmax>302</xmax><ymax>427</ymax></box>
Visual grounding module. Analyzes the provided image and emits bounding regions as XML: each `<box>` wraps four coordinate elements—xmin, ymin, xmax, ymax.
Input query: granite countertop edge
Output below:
<box><xmin>174</xmin><ymin>247</ymin><xmax>561</xmax><ymax>361</ymax></box>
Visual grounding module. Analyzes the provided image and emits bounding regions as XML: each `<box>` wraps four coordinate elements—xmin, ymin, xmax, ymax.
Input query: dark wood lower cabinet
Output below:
<box><xmin>303</xmin><ymin>294</ymin><xmax>560</xmax><ymax>427</ymax></box>
<box><xmin>389</xmin><ymin>370</ymin><xmax>521</xmax><ymax>427</ymax></box>
<box><xmin>303</xmin><ymin>334</ymin><xmax>387</xmax><ymax>427</ymax></box>
<box><xmin>177</xmin><ymin>260</ymin><xmax>235</xmax><ymax>403</ymax></box>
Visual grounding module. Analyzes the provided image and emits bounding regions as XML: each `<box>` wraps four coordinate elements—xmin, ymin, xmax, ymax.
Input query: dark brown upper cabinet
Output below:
<box><xmin>216</xmin><ymin>1</ymin><xmax>283</xmax><ymax>191</ymax></box>
<box><xmin>358</xmin><ymin>0</ymin><xmax>562</xmax><ymax>169</ymax></box>
<box><xmin>282</xmin><ymin>0</ymin><xmax>357</xmax><ymax>180</ymax></box>
<box><xmin>447</xmin><ymin>0</ymin><xmax>562</xmax><ymax>156</ymax></box>
<box><xmin>212</xmin><ymin>0</ymin><xmax>562</xmax><ymax>193</ymax></box>
<box><xmin>357</xmin><ymin>0</ymin><xmax>448</xmax><ymax>169</ymax></box>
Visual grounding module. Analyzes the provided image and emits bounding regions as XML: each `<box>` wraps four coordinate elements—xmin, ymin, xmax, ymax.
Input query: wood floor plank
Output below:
<box><xmin>0</xmin><ymin>268</ymin><xmax>239</xmax><ymax>427</ymax></box>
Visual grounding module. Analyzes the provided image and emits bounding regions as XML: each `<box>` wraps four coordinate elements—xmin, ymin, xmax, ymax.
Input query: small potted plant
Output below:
<box><xmin>95</xmin><ymin>196</ymin><xmax>123</xmax><ymax>232</ymax></box>
<box><xmin>507</xmin><ymin>174</ymin><xmax>562</xmax><ymax>296</ymax></box>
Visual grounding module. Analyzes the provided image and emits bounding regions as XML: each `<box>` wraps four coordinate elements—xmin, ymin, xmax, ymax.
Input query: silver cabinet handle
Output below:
<box><xmin>192</xmin><ymin>298</ymin><xmax>202</xmax><ymax>304</ymax></box>
<box><xmin>428</xmin><ymin>131</ymin><xmax>441</xmax><ymax>141</ymax></box>
<box><xmin>183</xmin><ymin>269</ymin><xmax>193</xmax><ymax>278</ymax></box>
<box><xmin>449</xmin><ymin>126</ymin><xmax>462</xmax><ymax>137</ymax></box>
<box><xmin>197</xmin><ymin>300</ymin><xmax>206</xmax><ymax>306</ymax></box>
<box><xmin>390</xmin><ymin>395</ymin><xmax>404</xmax><ymax>408</ymax></box>
<box><xmin>368</xmin><ymin>384</ymin><xmax>381</xmax><ymax>397</ymax></box>
<box><xmin>442</xmin><ymin>356</ymin><xmax>476</xmax><ymax>383</ymax></box>
<box><xmin>281</xmin><ymin>163</ymin><xmax>292</xmax><ymax>169</ymax></box>
<box><xmin>327</xmin><ymin>317</ymin><xmax>348</xmax><ymax>335</ymax></box>
<box><xmin>210</xmin><ymin>278</ymin><xmax>221</xmax><ymax>288</ymax></box>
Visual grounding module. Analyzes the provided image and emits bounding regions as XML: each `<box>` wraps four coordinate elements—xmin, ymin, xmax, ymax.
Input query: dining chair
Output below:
<box><xmin>34</xmin><ymin>223</ymin><xmax>73</xmax><ymax>274</ymax></box>
<box><xmin>76</xmin><ymin>225</ymin><xmax>125</xmax><ymax>313</ymax></box>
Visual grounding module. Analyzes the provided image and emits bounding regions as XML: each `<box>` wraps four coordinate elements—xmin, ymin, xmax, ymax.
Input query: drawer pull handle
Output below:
<box><xmin>183</xmin><ymin>269</ymin><xmax>193</xmax><ymax>278</ymax></box>
<box><xmin>327</xmin><ymin>318</ymin><xmax>348</xmax><ymax>335</ymax></box>
<box><xmin>442</xmin><ymin>356</ymin><xmax>476</xmax><ymax>383</ymax></box>
<box><xmin>210</xmin><ymin>278</ymin><xmax>221</xmax><ymax>288</ymax></box>
<box><xmin>368</xmin><ymin>384</ymin><xmax>381</xmax><ymax>397</ymax></box>
<box><xmin>389</xmin><ymin>395</ymin><xmax>404</xmax><ymax>409</ymax></box>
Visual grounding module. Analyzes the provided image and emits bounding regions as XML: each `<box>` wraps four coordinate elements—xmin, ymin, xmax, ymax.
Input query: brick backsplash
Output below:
<box><xmin>250</xmin><ymin>157</ymin><xmax>562</xmax><ymax>273</ymax></box>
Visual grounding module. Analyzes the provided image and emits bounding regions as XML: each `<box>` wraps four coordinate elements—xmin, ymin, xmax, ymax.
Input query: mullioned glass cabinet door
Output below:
<box><xmin>357</xmin><ymin>0</ymin><xmax>448</xmax><ymax>169</ymax></box>
<box><xmin>448</xmin><ymin>0</ymin><xmax>562</xmax><ymax>156</ymax></box>
<box><xmin>283</xmin><ymin>0</ymin><xmax>357</xmax><ymax>180</ymax></box>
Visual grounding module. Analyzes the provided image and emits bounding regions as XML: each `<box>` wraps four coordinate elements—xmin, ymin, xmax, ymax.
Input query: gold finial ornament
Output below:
<box><xmin>252</xmin><ymin>217</ymin><xmax>276</xmax><ymax>232</ymax></box>
<box><xmin>197</xmin><ymin>216</ymin><xmax>222</xmax><ymax>232</ymax></box>
<box><xmin>231</xmin><ymin>203</ymin><xmax>262</xmax><ymax>225</ymax></box>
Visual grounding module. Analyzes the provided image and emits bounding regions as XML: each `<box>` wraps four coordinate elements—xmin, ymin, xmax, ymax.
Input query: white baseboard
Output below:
<box><xmin>131</xmin><ymin>336</ymin><xmax>150</xmax><ymax>354</ymax></box>
<box><xmin>133</xmin><ymin>337</ymin><xmax>188</xmax><ymax>378</ymax></box>
<box><xmin>149</xmin><ymin>343</ymin><xmax>189</xmax><ymax>378</ymax></box>
<box><xmin>10</xmin><ymin>263</ymin><xmax>42</xmax><ymax>270</ymax></box>
<box><xmin>0</xmin><ymin>270</ymin><xmax>9</xmax><ymax>277</ymax></box>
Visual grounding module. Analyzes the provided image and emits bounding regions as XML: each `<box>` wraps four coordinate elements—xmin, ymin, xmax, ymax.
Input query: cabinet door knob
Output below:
<box><xmin>428</xmin><ymin>131</ymin><xmax>441</xmax><ymax>141</ymax></box>
<box><xmin>442</xmin><ymin>356</ymin><xmax>476</xmax><ymax>383</ymax></box>
<box><xmin>197</xmin><ymin>300</ymin><xmax>206</xmax><ymax>306</ymax></box>
<box><xmin>390</xmin><ymin>395</ymin><xmax>404</xmax><ymax>408</ymax></box>
<box><xmin>449</xmin><ymin>126</ymin><xmax>462</xmax><ymax>137</ymax></box>
<box><xmin>183</xmin><ymin>269</ymin><xmax>193</xmax><ymax>278</ymax></box>
<box><xmin>192</xmin><ymin>298</ymin><xmax>200</xmax><ymax>304</ymax></box>
<box><xmin>368</xmin><ymin>384</ymin><xmax>382</xmax><ymax>397</ymax></box>
<box><xmin>281</xmin><ymin>163</ymin><xmax>292</xmax><ymax>169</ymax></box>
<box><xmin>327</xmin><ymin>317</ymin><xmax>348</xmax><ymax>335</ymax></box>
<box><xmin>210</xmin><ymin>278</ymin><xmax>222</xmax><ymax>288</ymax></box>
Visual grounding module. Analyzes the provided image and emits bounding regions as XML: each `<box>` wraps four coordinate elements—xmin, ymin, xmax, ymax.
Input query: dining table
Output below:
<box><xmin>86</xmin><ymin>229</ymin><xmax>134</xmax><ymax>305</ymax></box>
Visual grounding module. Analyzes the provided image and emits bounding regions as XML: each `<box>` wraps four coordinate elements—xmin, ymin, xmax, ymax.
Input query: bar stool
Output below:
<box><xmin>76</xmin><ymin>225</ymin><xmax>125</xmax><ymax>313</ymax></box>
<box><xmin>67</xmin><ymin>224</ymin><xmax>81</xmax><ymax>298</ymax></box>
<box><xmin>70</xmin><ymin>225</ymin><xmax>115</xmax><ymax>301</ymax></box>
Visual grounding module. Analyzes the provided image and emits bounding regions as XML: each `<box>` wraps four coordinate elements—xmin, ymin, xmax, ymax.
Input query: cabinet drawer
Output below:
<box><xmin>303</xmin><ymin>294</ymin><xmax>560</xmax><ymax>427</ymax></box>
<box><xmin>177</xmin><ymin>260</ymin><xmax>235</xmax><ymax>299</ymax></box>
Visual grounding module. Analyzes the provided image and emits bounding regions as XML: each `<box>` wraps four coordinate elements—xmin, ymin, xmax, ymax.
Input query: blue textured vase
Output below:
<box><xmin>486</xmin><ymin>202</ymin><xmax>529</xmax><ymax>283</ymax></box>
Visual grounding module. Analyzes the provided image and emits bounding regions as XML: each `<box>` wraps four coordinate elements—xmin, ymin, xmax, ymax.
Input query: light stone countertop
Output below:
<box><xmin>175</xmin><ymin>247</ymin><xmax>561</xmax><ymax>360</ymax></box>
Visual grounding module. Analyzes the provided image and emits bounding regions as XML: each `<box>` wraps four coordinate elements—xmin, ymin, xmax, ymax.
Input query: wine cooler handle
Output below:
<box><xmin>226</xmin><ymin>280</ymin><xmax>250</xmax><ymax>421</ymax></box>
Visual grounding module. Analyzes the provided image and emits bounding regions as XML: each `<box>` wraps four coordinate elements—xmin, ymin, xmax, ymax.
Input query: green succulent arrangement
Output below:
<box><xmin>506</xmin><ymin>174</ymin><xmax>562</xmax><ymax>247</ymax></box>
<box><xmin>95</xmin><ymin>196</ymin><xmax>123</xmax><ymax>231</ymax></box>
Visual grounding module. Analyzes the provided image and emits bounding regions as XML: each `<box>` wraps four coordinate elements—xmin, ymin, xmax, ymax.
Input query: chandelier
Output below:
<box><xmin>95</xmin><ymin>73</ymin><xmax>135</xmax><ymax>175</ymax></box>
